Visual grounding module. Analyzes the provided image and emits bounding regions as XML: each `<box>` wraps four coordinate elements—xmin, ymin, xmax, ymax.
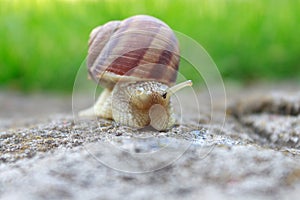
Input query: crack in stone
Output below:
<box><xmin>228</xmin><ymin>91</ymin><xmax>300</xmax><ymax>149</ymax></box>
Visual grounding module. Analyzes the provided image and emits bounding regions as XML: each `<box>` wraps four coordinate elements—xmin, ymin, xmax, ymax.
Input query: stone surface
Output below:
<box><xmin>229</xmin><ymin>87</ymin><xmax>300</xmax><ymax>149</ymax></box>
<box><xmin>1</xmin><ymin>83</ymin><xmax>300</xmax><ymax>199</ymax></box>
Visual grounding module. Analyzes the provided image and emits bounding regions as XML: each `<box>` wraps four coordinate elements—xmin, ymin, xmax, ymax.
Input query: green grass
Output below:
<box><xmin>1</xmin><ymin>0</ymin><xmax>299</xmax><ymax>92</ymax></box>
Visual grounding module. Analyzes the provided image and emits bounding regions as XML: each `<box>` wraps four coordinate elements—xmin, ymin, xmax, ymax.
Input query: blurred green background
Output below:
<box><xmin>0</xmin><ymin>0</ymin><xmax>299</xmax><ymax>92</ymax></box>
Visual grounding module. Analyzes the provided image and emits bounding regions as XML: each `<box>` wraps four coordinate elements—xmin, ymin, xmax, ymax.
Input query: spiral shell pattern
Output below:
<box><xmin>87</xmin><ymin>15</ymin><xmax>180</xmax><ymax>89</ymax></box>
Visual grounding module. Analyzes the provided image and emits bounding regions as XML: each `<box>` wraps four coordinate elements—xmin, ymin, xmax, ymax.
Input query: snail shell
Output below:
<box><xmin>79</xmin><ymin>15</ymin><xmax>192</xmax><ymax>131</ymax></box>
<box><xmin>87</xmin><ymin>15</ymin><xmax>180</xmax><ymax>89</ymax></box>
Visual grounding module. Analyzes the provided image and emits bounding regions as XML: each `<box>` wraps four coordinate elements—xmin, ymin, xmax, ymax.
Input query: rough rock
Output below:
<box><xmin>1</xmin><ymin>83</ymin><xmax>300</xmax><ymax>199</ymax></box>
<box><xmin>229</xmin><ymin>88</ymin><xmax>300</xmax><ymax>149</ymax></box>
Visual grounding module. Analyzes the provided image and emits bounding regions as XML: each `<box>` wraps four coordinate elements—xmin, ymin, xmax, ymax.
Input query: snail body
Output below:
<box><xmin>79</xmin><ymin>15</ymin><xmax>192</xmax><ymax>130</ymax></box>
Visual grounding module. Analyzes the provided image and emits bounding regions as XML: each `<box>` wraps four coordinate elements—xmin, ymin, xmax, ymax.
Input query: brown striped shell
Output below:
<box><xmin>87</xmin><ymin>15</ymin><xmax>180</xmax><ymax>89</ymax></box>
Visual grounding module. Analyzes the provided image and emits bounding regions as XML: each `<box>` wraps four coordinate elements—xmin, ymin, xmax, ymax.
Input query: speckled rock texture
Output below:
<box><xmin>1</xmin><ymin>83</ymin><xmax>300</xmax><ymax>200</ymax></box>
<box><xmin>229</xmin><ymin>87</ymin><xmax>300</xmax><ymax>149</ymax></box>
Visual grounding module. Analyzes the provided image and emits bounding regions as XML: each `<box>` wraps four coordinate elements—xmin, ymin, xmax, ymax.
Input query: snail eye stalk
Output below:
<box><xmin>166</xmin><ymin>80</ymin><xmax>193</xmax><ymax>98</ymax></box>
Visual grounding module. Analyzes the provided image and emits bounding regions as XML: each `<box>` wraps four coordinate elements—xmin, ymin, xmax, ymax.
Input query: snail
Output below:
<box><xmin>79</xmin><ymin>15</ymin><xmax>192</xmax><ymax>130</ymax></box>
